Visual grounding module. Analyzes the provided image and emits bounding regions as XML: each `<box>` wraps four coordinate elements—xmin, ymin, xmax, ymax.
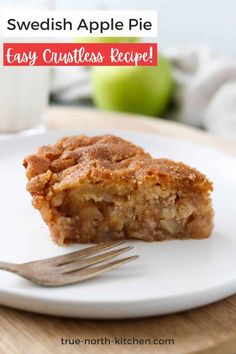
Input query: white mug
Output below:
<box><xmin>0</xmin><ymin>0</ymin><xmax>53</xmax><ymax>133</ymax></box>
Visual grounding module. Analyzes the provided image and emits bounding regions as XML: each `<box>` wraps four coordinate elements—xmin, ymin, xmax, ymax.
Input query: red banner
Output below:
<box><xmin>3</xmin><ymin>42</ymin><xmax>157</xmax><ymax>66</ymax></box>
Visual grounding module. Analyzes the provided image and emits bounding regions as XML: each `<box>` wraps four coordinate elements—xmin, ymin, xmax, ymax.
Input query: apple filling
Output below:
<box><xmin>46</xmin><ymin>183</ymin><xmax>212</xmax><ymax>244</ymax></box>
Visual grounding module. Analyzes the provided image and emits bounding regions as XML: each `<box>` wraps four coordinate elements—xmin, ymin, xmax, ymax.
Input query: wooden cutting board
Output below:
<box><xmin>0</xmin><ymin>106</ymin><xmax>235</xmax><ymax>354</ymax></box>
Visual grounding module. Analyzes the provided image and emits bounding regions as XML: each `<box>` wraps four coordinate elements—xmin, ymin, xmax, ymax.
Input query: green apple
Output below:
<box><xmin>91</xmin><ymin>56</ymin><xmax>174</xmax><ymax>117</ymax></box>
<box><xmin>75</xmin><ymin>37</ymin><xmax>139</xmax><ymax>43</ymax></box>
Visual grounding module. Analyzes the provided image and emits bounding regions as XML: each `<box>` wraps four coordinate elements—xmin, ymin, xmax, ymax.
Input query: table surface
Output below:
<box><xmin>0</xmin><ymin>106</ymin><xmax>236</xmax><ymax>354</ymax></box>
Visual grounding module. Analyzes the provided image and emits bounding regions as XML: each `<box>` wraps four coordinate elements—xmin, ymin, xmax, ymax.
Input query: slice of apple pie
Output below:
<box><xmin>23</xmin><ymin>135</ymin><xmax>214</xmax><ymax>245</ymax></box>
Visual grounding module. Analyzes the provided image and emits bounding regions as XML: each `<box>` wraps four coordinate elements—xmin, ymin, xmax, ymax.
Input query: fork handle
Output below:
<box><xmin>0</xmin><ymin>261</ymin><xmax>22</xmax><ymax>275</ymax></box>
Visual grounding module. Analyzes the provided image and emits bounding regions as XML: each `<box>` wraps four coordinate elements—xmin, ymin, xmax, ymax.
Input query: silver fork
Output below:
<box><xmin>0</xmin><ymin>241</ymin><xmax>138</xmax><ymax>287</ymax></box>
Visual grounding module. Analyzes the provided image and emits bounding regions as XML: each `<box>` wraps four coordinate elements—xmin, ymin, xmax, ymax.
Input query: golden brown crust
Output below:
<box><xmin>23</xmin><ymin>134</ymin><xmax>213</xmax><ymax>196</ymax></box>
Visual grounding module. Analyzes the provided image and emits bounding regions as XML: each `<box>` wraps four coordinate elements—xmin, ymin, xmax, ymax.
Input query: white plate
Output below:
<box><xmin>0</xmin><ymin>129</ymin><xmax>236</xmax><ymax>319</ymax></box>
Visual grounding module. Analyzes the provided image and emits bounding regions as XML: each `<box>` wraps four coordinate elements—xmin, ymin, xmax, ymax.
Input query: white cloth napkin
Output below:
<box><xmin>164</xmin><ymin>44</ymin><xmax>236</xmax><ymax>141</ymax></box>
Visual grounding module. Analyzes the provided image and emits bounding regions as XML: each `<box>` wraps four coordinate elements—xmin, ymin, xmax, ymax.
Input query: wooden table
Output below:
<box><xmin>1</xmin><ymin>107</ymin><xmax>235</xmax><ymax>354</ymax></box>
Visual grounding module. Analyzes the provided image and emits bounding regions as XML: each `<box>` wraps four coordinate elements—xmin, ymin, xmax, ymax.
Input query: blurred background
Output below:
<box><xmin>1</xmin><ymin>0</ymin><xmax>236</xmax><ymax>141</ymax></box>
<box><xmin>56</xmin><ymin>0</ymin><xmax>236</xmax><ymax>56</ymax></box>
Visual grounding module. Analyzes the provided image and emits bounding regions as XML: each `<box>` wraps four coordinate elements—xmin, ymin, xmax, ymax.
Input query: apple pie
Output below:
<box><xmin>23</xmin><ymin>135</ymin><xmax>214</xmax><ymax>245</ymax></box>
